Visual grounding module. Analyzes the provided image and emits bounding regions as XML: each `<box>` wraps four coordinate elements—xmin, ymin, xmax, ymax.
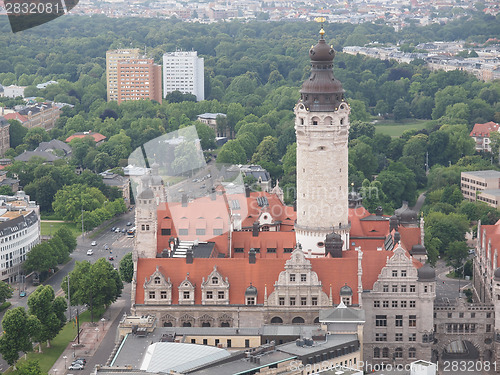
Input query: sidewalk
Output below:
<box><xmin>49</xmin><ymin>298</ymin><xmax>127</xmax><ymax>375</ymax></box>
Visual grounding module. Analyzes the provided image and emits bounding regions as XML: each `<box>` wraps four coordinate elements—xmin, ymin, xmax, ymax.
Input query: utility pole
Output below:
<box><xmin>67</xmin><ymin>275</ymin><xmax>71</xmax><ymax>321</ymax></box>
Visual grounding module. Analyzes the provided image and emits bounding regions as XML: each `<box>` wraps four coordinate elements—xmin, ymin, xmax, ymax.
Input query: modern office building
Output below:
<box><xmin>106</xmin><ymin>49</ymin><xmax>141</xmax><ymax>102</ymax></box>
<box><xmin>460</xmin><ymin>170</ymin><xmax>500</xmax><ymax>206</ymax></box>
<box><xmin>163</xmin><ymin>51</ymin><xmax>204</xmax><ymax>101</ymax></box>
<box><xmin>117</xmin><ymin>58</ymin><xmax>162</xmax><ymax>104</ymax></box>
<box><xmin>0</xmin><ymin>191</ymin><xmax>40</xmax><ymax>284</ymax></box>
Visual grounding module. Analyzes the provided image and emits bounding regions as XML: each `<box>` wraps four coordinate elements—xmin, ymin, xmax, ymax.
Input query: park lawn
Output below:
<box><xmin>40</xmin><ymin>221</ymin><xmax>81</xmax><ymax>238</ymax></box>
<box><xmin>374</xmin><ymin>119</ymin><xmax>435</xmax><ymax>137</ymax></box>
<box><xmin>7</xmin><ymin>311</ymin><xmax>93</xmax><ymax>374</ymax></box>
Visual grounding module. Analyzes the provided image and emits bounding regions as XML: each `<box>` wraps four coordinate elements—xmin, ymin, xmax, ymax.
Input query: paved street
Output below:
<box><xmin>0</xmin><ymin>209</ymin><xmax>135</xmax><ymax>373</ymax></box>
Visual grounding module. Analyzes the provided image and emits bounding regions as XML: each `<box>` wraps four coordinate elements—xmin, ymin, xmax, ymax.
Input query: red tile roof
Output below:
<box><xmin>4</xmin><ymin>112</ymin><xmax>27</xmax><ymax>123</ymax></box>
<box><xmin>65</xmin><ymin>132</ymin><xmax>107</xmax><ymax>143</ymax></box>
<box><xmin>470</xmin><ymin>122</ymin><xmax>499</xmax><ymax>137</ymax></box>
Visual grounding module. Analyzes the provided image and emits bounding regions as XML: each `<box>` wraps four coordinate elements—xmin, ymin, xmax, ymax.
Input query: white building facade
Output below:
<box><xmin>163</xmin><ymin>51</ymin><xmax>204</xmax><ymax>101</ymax></box>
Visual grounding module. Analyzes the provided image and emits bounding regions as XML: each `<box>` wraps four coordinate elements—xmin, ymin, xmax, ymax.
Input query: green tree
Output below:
<box><xmin>62</xmin><ymin>258</ymin><xmax>123</xmax><ymax>322</ymax></box>
<box><xmin>23</xmin><ymin>127</ymin><xmax>50</xmax><ymax>150</ymax></box>
<box><xmin>0</xmin><ymin>307</ymin><xmax>40</xmax><ymax>366</ymax></box>
<box><xmin>216</xmin><ymin>140</ymin><xmax>246</xmax><ymax>165</ymax></box>
<box><xmin>8</xmin><ymin>120</ymin><xmax>28</xmax><ymax>149</ymax></box>
<box><xmin>54</xmin><ymin>226</ymin><xmax>77</xmax><ymax>253</ymax></box>
<box><xmin>23</xmin><ymin>242</ymin><xmax>58</xmax><ymax>276</ymax></box>
<box><xmin>0</xmin><ymin>280</ymin><xmax>13</xmax><ymax>304</ymax></box>
<box><xmin>349</xmin><ymin>141</ymin><xmax>377</xmax><ymax>179</ymax></box>
<box><xmin>251</xmin><ymin>136</ymin><xmax>279</xmax><ymax>164</ymax></box>
<box><xmin>446</xmin><ymin>241</ymin><xmax>469</xmax><ymax>276</ymax></box>
<box><xmin>52</xmin><ymin>184</ymin><xmax>106</xmax><ymax>222</ymax></box>
<box><xmin>349</xmin><ymin>121</ymin><xmax>375</xmax><ymax>141</ymax></box>
<box><xmin>424</xmin><ymin>211</ymin><xmax>469</xmax><ymax>256</ymax></box>
<box><xmin>376</xmin><ymin>162</ymin><xmax>417</xmax><ymax>206</ymax></box>
<box><xmin>393</xmin><ymin>99</ymin><xmax>411</xmax><ymax>121</ymax></box>
<box><xmin>27</xmin><ymin>285</ymin><xmax>66</xmax><ymax>351</ymax></box>
<box><xmin>194</xmin><ymin>122</ymin><xmax>216</xmax><ymax>150</ymax></box>
<box><xmin>236</xmin><ymin>132</ymin><xmax>258</xmax><ymax>160</ymax></box>
<box><xmin>16</xmin><ymin>360</ymin><xmax>43</xmax><ymax>375</ymax></box>
<box><xmin>119</xmin><ymin>252</ymin><xmax>133</xmax><ymax>283</ymax></box>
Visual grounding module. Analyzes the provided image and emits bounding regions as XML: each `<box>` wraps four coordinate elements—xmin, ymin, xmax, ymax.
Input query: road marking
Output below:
<box><xmin>55</xmin><ymin>288</ymin><xmax>64</xmax><ymax>297</ymax></box>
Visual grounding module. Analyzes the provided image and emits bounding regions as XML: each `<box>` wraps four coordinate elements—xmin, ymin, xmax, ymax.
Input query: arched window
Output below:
<box><xmin>202</xmin><ymin>322</ymin><xmax>211</xmax><ymax>327</ymax></box>
<box><xmin>292</xmin><ymin>317</ymin><xmax>305</xmax><ymax>324</ymax></box>
<box><xmin>154</xmin><ymin>277</ymin><xmax>161</xmax><ymax>284</ymax></box>
<box><xmin>382</xmin><ymin>347</ymin><xmax>389</xmax><ymax>358</ymax></box>
<box><xmin>163</xmin><ymin>322</ymin><xmax>172</xmax><ymax>327</ymax></box>
<box><xmin>270</xmin><ymin>316</ymin><xmax>283</xmax><ymax>324</ymax></box>
<box><xmin>313</xmin><ymin>317</ymin><xmax>320</xmax><ymax>324</ymax></box>
<box><xmin>374</xmin><ymin>347</ymin><xmax>380</xmax><ymax>358</ymax></box>
<box><xmin>182</xmin><ymin>322</ymin><xmax>192</xmax><ymax>327</ymax></box>
<box><xmin>221</xmin><ymin>322</ymin><xmax>230</xmax><ymax>327</ymax></box>
<box><xmin>395</xmin><ymin>347</ymin><xmax>403</xmax><ymax>358</ymax></box>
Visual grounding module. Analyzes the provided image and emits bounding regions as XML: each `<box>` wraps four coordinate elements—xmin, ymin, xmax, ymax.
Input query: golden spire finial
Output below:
<box><xmin>314</xmin><ymin>17</ymin><xmax>326</xmax><ymax>37</ymax></box>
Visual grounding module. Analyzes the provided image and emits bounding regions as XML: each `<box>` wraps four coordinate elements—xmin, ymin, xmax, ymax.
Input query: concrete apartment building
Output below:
<box><xmin>0</xmin><ymin>191</ymin><xmax>40</xmax><ymax>284</ymax></box>
<box><xmin>117</xmin><ymin>58</ymin><xmax>162</xmax><ymax>104</ymax></box>
<box><xmin>106</xmin><ymin>49</ymin><xmax>141</xmax><ymax>102</ymax></box>
<box><xmin>461</xmin><ymin>170</ymin><xmax>500</xmax><ymax>207</ymax></box>
<box><xmin>163</xmin><ymin>51</ymin><xmax>204</xmax><ymax>101</ymax></box>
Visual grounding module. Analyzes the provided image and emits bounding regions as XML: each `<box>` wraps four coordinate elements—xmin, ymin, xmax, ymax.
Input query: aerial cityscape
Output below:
<box><xmin>0</xmin><ymin>1</ymin><xmax>499</xmax><ymax>374</ymax></box>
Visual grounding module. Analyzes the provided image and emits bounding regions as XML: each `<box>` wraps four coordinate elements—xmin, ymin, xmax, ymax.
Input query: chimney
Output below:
<box><xmin>293</xmin><ymin>200</ymin><xmax>297</xmax><ymax>212</ymax></box>
<box><xmin>252</xmin><ymin>221</ymin><xmax>259</xmax><ymax>237</ymax></box>
<box><xmin>245</xmin><ymin>184</ymin><xmax>250</xmax><ymax>198</ymax></box>
<box><xmin>375</xmin><ymin>206</ymin><xmax>383</xmax><ymax>216</ymax></box>
<box><xmin>181</xmin><ymin>193</ymin><xmax>188</xmax><ymax>207</ymax></box>
<box><xmin>249</xmin><ymin>248</ymin><xmax>256</xmax><ymax>264</ymax></box>
<box><xmin>186</xmin><ymin>248</ymin><xmax>193</xmax><ymax>264</ymax></box>
<box><xmin>389</xmin><ymin>215</ymin><xmax>399</xmax><ymax>232</ymax></box>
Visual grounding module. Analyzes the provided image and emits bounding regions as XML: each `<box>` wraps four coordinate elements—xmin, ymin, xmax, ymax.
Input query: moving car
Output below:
<box><xmin>126</xmin><ymin>221</ymin><xmax>132</xmax><ymax>226</ymax></box>
<box><xmin>20</xmin><ymin>291</ymin><xmax>26</xmax><ymax>297</ymax></box>
<box><xmin>91</xmin><ymin>241</ymin><xmax>97</xmax><ymax>246</ymax></box>
<box><xmin>86</xmin><ymin>249</ymin><xmax>94</xmax><ymax>256</ymax></box>
<box><xmin>108</xmin><ymin>256</ymin><xmax>114</xmax><ymax>261</ymax></box>
<box><xmin>115</xmin><ymin>228</ymin><xmax>120</xmax><ymax>233</ymax></box>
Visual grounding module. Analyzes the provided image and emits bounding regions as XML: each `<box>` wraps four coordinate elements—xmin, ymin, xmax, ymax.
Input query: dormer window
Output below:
<box><xmin>183</xmin><ymin>291</ymin><xmax>190</xmax><ymax>299</ymax></box>
<box><xmin>246</xmin><ymin>297</ymin><xmax>255</xmax><ymax>305</ymax></box>
<box><xmin>212</xmin><ymin>277</ymin><xmax>218</xmax><ymax>284</ymax></box>
<box><xmin>154</xmin><ymin>277</ymin><xmax>161</xmax><ymax>284</ymax></box>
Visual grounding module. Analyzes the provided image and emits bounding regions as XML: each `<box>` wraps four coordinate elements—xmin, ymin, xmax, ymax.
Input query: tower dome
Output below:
<box><xmin>245</xmin><ymin>284</ymin><xmax>258</xmax><ymax>296</ymax></box>
<box><xmin>299</xmin><ymin>30</ymin><xmax>345</xmax><ymax>112</ymax></box>
<box><xmin>340</xmin><ymin>283</ymin><xmax>352</xmax><ymax>296</ymax></box>
<box><xmin>417</xmin><ymin>263</ymin><xmax>436</xmax><ymax>281</ymax></box>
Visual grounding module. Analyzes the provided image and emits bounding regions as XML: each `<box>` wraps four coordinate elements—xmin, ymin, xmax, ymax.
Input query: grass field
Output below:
<box><xmin>40</xmin><ymin>221</ymin><xmax>81</xmax><ymax>238</ymax></box>
<box><xmin>6</xmin><ymin>310</ymin><xmax>93</xmax><ymax>374</ymax></box>
<box><xmin>374</xmin><ymin>119</ymin><xmax>435</xmax><ymax>137</ymax></box>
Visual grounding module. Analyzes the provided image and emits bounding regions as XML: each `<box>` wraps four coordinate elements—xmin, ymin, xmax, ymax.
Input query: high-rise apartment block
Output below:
<box><xmin>106</xmin><ymin>49</ymin><xmax>140</xmax><ymax>102</ymax></box>
<box><xmin>163</xmin><ymin>51</ymin><xmax>204</xmax><ymax>101</ymax></box>
<box><xmin>117</xmin><ymin>59</ymin><xmax>162</xmax><ymax>104</ymax></box>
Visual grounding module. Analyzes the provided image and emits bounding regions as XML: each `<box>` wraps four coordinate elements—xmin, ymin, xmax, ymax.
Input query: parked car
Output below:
<box><xmin>126</xmin><ymin>221</ymin><xmax>132</xmax><ymax>226</ymax></box>
<box><xmin>20</xmin><ymin>291</ymin><xmax>26</xmax><ymax>297</ymax></box>
<box><xmin>69</xmin><ymin>364</ymin><xmax>84</xmax><ymax>370</ymax></box>
<box><xmin>115</xmin><ymin>228</ymin><xmax>120</xmax><ymax>233</ymax></box>
<box><xmin>121</xmin><ymin>228</ymin><xmax>126</xmax><ymax>233</ymax></box>
<box><xmin>75</xmin><ymin>358</ymin><xmax>87</xmax><ymax>365</ymax></box>
<box><xmin>86</xmin><ymin>249</ymin><xmax>94</xmax><ymax>256</ymax></box>
<box><xmin>110</xmin><ymin>227</ymin><xmax>116</xmax><ymax>232</ymax></box>
<box><xmin>108</xmin><ymin>256</ymin><xmax>114</xmax><ymax>261</ymax></box>
<box><xmin>72</xmin><ymin>359</ymin><xmax>85</xmax><ymax>366</ymax></box>
<box><xmin>91</xmin><ymin>241</ymin><xmax>97</xmax><ymax>246</ymax></box>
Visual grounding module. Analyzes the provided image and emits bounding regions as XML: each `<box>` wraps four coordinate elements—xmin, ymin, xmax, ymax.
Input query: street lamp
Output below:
<box><xmin>95</xmin><ymin>327</ymin><xmax>100</xmax><ymax>341</ymax></box>
<box><xmin>63</xmin><ymin>355</ymin><xmax>67</xmax><ymax>369</ymax></box>
<box><xmin>101</xmin><ymin>317</ymin><xmax>106</xmax><ymax>332</ymax></box>
<box><xmin>54</xmin><ymin>368</ymin><xmax>58</xmax><ymax>375</ymax></box>
<box><xmin>72</xmin><ymin>343</ymin><xmax>76</xmax><ymax>358</ymax></box>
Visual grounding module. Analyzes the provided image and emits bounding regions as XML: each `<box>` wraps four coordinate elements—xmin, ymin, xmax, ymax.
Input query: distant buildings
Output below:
<box><xmin>163</xmin><ymin>51</ymin><xmax>204</xmax><ymax>101</ymax></box>
<box><xmin>460</xmin><ymin>170</ymin><xmax>500</xmax><ymax>208</ymax></box>
<box><xmin>0</xmin><ymin>117</ymin><xmax>10</xmax><ymax>156</ymax></box>
<box><xmin>2</xmin><ymin>85</ymin><xmax>26</xmax><ymax>98</ymax></box>
<box><xmin>117</xmin><ymin>58</ymin><xmax>162</xmax><ymax>104</ymax></box>
<box><xmin>3</xmin><ymin>102</ymin><xmax>60</xmax><ymax>130</ymax></box>
<box><xmin>106</xmin><ymin>49</ymin><xmax>141</xmax><ymax>102</ymax></box>
<box><xmin>469</xmin><ymin>121</ymin><xmax>500</xmax><ymax>152</ymax></box>
<box><xmin>0</xmin><ymin>191</ymin><xmax>40</xmax><ymax>284</ymax></box>
<box><xmin>65</xmin><ymin>131</ymin><xmax>107</xmax><ymax>145</ymax></box>
<box><xmin>100</xmin><ymin>171</ymin><xmax>131</xmax><ymax>206</ymax></box>
<box><xmin>197</xmin><ymin>113</ymin><xmax>226</xmax><ymax>137</ymax></box>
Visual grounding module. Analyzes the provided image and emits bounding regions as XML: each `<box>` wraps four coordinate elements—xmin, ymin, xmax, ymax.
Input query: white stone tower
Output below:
<box><xmin>134</xmin><ymin>174</ymin><xmax>158</xmax><ymax>259</ymax></box>
<box><xmin>295</xmin><ymin>28</ymin><xmax>350</xmax><ymax>257</ymax></box>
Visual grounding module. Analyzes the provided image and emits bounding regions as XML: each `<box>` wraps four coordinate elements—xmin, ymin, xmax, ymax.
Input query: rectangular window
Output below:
<box><xmin>213</xmin><ymin>229</ymin><xmax>223</xmax><ymax>235</ymax></box>
<box><xmin>392</xmin><ymin>285</ymin><xmax>398</xmax><ymax>292</ymax></box>
<box><xmin>290</xmin><ymin>297</ymin><xmax>296</xmax><ymax>306</ymax></box>
<box><xmin>215</xmin><ymin>339</ymin><xmax>219</xmax><ymax>346</ymax></box>
<box><xmin>267</xmin><ymin>248</ymin><xmax>276</xmax><ymax>253</ymax></box>
<box><xmin>301</xmin><ymin>274</ymin><xmax>307</xmax><ymax>282</ymax></box>
<box><xmin>312</xmin><ymin>297</ymin><xmax>318</xmax><ymax>306</ymax></box>
<box><xmin>284</xmin><ymin>248</ymin><xmax>293</xmax><ymax>253</ymax></box>
<box><xmin>410</xmin><ymin>300</ymin><xmax>416</xmax><ymax>308</ymax></box>
<box><xmin>227</xmin><ymin>339</ymin><xmax>231</xmax><ymax>348</ymax></box>
<box><xmin>279</xmin><ymin>297</ymin><xmax>285</xmax><ymax>305</ymax></box>
<box><xmin>196</xmin><ymin>229</ymin><xmax>206</xmax><ymax>236</ymax></box>
<box><xmin>206</xmin><ymin>291</ymin><xmax>213</xmax><ymax>299</ymax></box>
<box><xmin>183</xmin><ymin>291</ymin><xmax>190</xmax><ymax>299</ymax></box>
<box><xmin>487</xmin><ymin>324</ymin><xmax>492</xmax><ymax>332</ymax></box>
<box><xmin>149</xmin><ymin>291</ymin><xmax>155</xmax><ymax>299</ymax></box>
<box><xmin>409</xmin><ymin>333</ymin><xmax>416</xmax><ymax>342</ymax></box>
<box><xmin>203</xmin><ymin>339</ymin><xmax>208</xmax><ymax>345</ymax></box>
<box><xmin>375</xmin><ymin>333</ymin><xmax>387</xmax><ymax>341</ymax></box>
<box><xmin>459</xmin><ymin>312</ymin><xmax>464</xmax><ymax>318</ymax></box>
<box><xmin>392</xmin><ymin>270</ymin><xmax>398</xmax><ymax>277</ymax></box>
<box><xmin>160</xmin><ymin>291</ymin><xmax>167</xmax><ymax>299</ymax></box>
<box><xmin>218</xmin><ymin>291</ymin><xmax>225</xmax><ymax>299</ymax></box>
<box><xmin>245</xmin><ymin>339</ymin><xmax>250</xmax><ymax>348</ymax></box>
<box><xmin>374</xmin><ymin>301</ymin><xmax>380</xmax><ymax>307</ymax></box>
<box><xmin>290</xmin><ymin>274</ymin><xmax>296</xmax><ymax>282</ymax></box>
<box><xmin>396</xmin><ymin>315</ymin><xmax>403</xmax><ymax>326</ymax></box>
<box><xmin>409</xmin><ymin>315</ymin><xmax>416</xmax><ymax>327</ymax></box>
<box><xmin>383</xmin><ymin>301</ymin><xmax>389</xmax><ymax>308</ymax></box>
<box><xmin>401</xmin><ymin>285</ymin><xmax>407</xmax><ymax>292</ymax></box>
<box><xmin>392</xmin><ymin>301</ymin><xmax>398</xmax><ymax>308</ymax></box>
<box><xmin>161</xmin><ymin>228</ymin><xmax>171</xmax><ymax>236</ymax></box>
<box><xmin>401</xmin><ymin>270</ymin><xmax>407</xmax><ymax>277</ymax></box>
<box><xmin>383</xmin><ymin>285</ymin><xmax>389</xmax><ymax>292</ymax></box>
<box><xmin>395</xmin><ymin>333</ymin><xmax>403</xmax><ymax>342</ymax></box>
<box><xmin>487</xmin><ymin>313</ymin><xmax>492</xmax><ymax>318</ymax></box>
<box><xmin>301</xmin><ymin>297</ymin><xmax>307</xmax><ymax>306</ymax></box>
<box><xmin>376</xmin><ymin>315</ymin><xmax>387</xmax><ymax>327</ymax></box>
<box><xmin>471</xmin><ymin>312</ymin><xmax>476</xmax><ymax>318</ymax></box>
<box><xmin>410</xmin><ymin>285</ymin><xmax>416</xmax><ymax>292</ymax></box>
<box><xmin>179</xmin><ymin>229</ymin><xmax>188</xmax><ymax>236</ymax></box>
<box><xmin>400</xmin><ymin>301</ymin><xmax>407</xmax><ymax>308</ymax></box>
<box><xmin>247</xmin><ymin>297</ymin><xmax>255</xmax><ymax>305</ymax></box>
<box><xmin>191</xmin><ymin>339</ymin><xmax>196</xmax><ymax>343</ymax></box>
<box><xmin>234</xmin><ymin>248</ymin><xmax>244</xmax><ymax>253</ymax></box>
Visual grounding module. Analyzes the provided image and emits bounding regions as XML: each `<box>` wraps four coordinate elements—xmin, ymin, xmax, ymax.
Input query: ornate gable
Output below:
<box><xmin>372</xmin><ymin>245</ymin><xmax>418</xmax><ymax>292</ymax></box>
<box><xmin>143</xmin><ymin>266</ymin><xmax>172</xmax><ymax>305</ymax></box>
<box><xmin>201</xmin><ymin>266</ymin><xmax>230</xmax><ymax>305</ymax></box>
<box><xmin>178</xmin><ymin>274</ymin><xmax>195</xmax><ymax>305</ymax></box>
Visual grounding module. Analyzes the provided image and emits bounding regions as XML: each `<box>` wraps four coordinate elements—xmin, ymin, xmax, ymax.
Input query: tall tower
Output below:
<box><xmin>295</xmin><ymin>28</ymin><xmax>350</xmax><ymax>257</ymax></box>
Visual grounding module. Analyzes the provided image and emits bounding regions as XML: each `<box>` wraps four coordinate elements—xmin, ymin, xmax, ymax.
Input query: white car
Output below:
<box><xmin>86</xmin><ymin>249</ymin><xmax>94</xmax><ymax>256</ymax></box>
<box><xmin>91</xmin><ymin>241</ymin><xmax>97</xmax><ymax>246</ymax></box>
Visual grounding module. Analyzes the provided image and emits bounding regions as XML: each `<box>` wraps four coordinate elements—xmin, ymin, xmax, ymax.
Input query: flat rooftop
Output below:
<box><xmin>462</xmin><ymin>170</ymin><xmax>500</xmax><ymax>178</ymax></box>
